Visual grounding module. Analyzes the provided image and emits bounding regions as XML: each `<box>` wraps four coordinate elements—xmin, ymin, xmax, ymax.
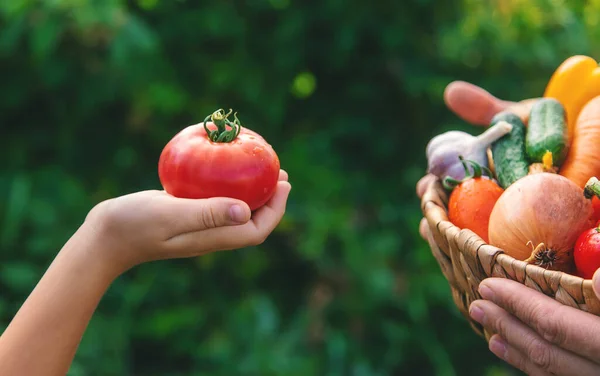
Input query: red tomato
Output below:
<box><xmin>574</xmin><ymin>226</ymin><xmax>600</xmax><ymax>279</ymax></box>
<box><xmin>592</xmin><ymin>196</ymin><xmax>600</xmax><ymax>224</ymax></box>
<box><xmin>158</xmin><ymin>109</ymin><xmax>280</xmax><ymax>211</ymax></box>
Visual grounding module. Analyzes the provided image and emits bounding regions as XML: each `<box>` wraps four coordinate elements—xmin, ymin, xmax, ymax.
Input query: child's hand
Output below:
<box><xmin>0</xmin><ymin>170</ymin><xmax>289</xmax><ymax>376</ymax></box>
<box><xmin>82</xmin><ymin>169</ymin><xmax>291</xmax><ymax>274</ymax></box>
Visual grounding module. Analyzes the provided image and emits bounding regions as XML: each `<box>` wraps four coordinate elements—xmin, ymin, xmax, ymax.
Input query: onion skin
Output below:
<box><xmin>488</xmin><ymin>173</ymin><xmax>594</xmax><ymax>272</ymax></box>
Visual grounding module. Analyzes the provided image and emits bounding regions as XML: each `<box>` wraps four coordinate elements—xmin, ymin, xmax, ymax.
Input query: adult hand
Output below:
<box><xmin>469</xmin><ymin>274</ymin><xmax>600</xmax><ymax>375</ymax></box>
<box><xmin>416</xmin><ymin>80</ymin><xmax>539</xmax><ymax>239</ymax></box>
<box><xmin>85</xmin><ymin>169</ymin><xmax>291</xmax><ymax>275</ymax></box>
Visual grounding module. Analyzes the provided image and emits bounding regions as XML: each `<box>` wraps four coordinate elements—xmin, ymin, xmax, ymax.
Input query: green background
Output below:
<box><xmin>0</xmin><ymin>1</ymin><xmax>597</xmax><ymax>375</ymax></box>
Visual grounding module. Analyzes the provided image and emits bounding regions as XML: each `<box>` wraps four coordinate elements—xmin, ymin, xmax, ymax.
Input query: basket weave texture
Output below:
<box><xmin>421</xmin><ymin>178</ymin><xmax>600</xmax><ymax>340</ymax></box>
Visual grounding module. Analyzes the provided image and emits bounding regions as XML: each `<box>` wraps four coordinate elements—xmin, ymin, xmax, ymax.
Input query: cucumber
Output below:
<box><xmin>526</xmin><ymin>98</ymin><xmax>568</xmax><ymax>168</ymax></box>
<box><xmin>490</xmin><ymin>111</ymin><xmax>529</xmax><ymax>188</ymax></box>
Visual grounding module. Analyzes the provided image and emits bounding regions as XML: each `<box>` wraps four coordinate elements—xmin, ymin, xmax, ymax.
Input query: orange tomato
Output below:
<box><xmin>448</xmin><ymin>177</ymin><xmax>504</xmax><ymax>243</ymax></box>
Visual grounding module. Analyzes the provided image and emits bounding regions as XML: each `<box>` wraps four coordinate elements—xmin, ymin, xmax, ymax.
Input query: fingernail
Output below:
<box><xmin>479</xmin><ymin>284</ymin><xmax>495</xmax><ymax>301</ymax></box>
<box><xmin>229</xmin><ymin>205</ymin><xmax>246</xmax><ymax>223</ymax></box>
<box><xmin>469</xmin><ymin>303</ymin><xmax>485</xmax><ymax>324</ymax></box>
<box><xmin>489</xmin><ymin>336</ymin><xmax>508</xmax><ymax>360</ymax></box>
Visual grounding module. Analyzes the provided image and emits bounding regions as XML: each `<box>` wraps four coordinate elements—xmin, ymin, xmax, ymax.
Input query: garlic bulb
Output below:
<box><xmin>426</xmin><ymin>121</ymin><xmax>512</xmax><ymax>181</ymax></box>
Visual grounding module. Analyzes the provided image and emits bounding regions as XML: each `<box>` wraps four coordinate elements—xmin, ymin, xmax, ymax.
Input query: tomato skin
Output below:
<box><xmin>574</xmin><ymin>226</ymin><xmax>600</xmax><ymax>279</ymax></box>
<box><xmin>158</xmin><ymin>122</ymin><xmax>280</xmax><ymax>211</ymax></box>
<box><xmin>448</xmin><ymin>177</ymin><xmax>504</xmax><ymax>243</ymax></box>
<box><xmin>592</xmin><ymin>196</ymin><xmax>600</xmax><ymax>224</ymax></box>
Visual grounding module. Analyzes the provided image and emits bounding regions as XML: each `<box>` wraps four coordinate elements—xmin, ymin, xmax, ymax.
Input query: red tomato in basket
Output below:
<box><xmin>158</xmin><ymin>109</ymin><xmax>280</xmax><ymax>211</ymax></box>
<box><xmin>574</xmin><ymin>226</ymin><xmax>600</xmax><ymax>279</ymax></box>
<box><xmin>592</xmin><ymin>196</ymin><xmax>600</xmax><ymax>225</ymax></box>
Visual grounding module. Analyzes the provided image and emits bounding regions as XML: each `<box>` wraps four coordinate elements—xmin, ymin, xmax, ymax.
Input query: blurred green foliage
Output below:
<box><xmin>1</xmin><ymin>0</ymin><xmax>599</xmax><ymax>375</ymax></box>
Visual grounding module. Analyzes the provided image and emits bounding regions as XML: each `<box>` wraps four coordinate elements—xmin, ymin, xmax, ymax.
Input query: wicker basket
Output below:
<box><xmin>420</xmin><ymin>177</ymin><xmax>600</xmax><ymax>340</ymax></box>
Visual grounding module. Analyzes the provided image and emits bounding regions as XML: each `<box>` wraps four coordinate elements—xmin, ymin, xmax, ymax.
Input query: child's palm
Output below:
<box><xmin>84</xmin><ymin>170</ymin><xmax>291</xmax><ymax>272</ymax></box>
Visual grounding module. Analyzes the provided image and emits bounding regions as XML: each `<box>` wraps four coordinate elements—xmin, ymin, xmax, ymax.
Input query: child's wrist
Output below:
<box><xmin>68</xmin><ymin>222</ymin><xmax>130</xmax><ymax>283</ymax></box>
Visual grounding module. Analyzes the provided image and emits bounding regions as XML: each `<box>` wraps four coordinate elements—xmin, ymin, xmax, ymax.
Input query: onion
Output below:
<box><xmin>488</xmin><ymin>172</ymin><xmax>594</xmax><ymax>272</ymax></box>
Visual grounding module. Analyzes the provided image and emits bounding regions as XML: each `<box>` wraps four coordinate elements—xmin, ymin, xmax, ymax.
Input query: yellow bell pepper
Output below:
<box><xmin>544</xmin><ymin>55</ymin><xmax>600</xmax><ymax>140</ymax></box>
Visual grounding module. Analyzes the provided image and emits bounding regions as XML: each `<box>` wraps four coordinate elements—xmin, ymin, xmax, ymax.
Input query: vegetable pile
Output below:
<box><xmin>426</xmin><ymin>55</ymin><xmax>600</xmax><ymax>279</ymax></box>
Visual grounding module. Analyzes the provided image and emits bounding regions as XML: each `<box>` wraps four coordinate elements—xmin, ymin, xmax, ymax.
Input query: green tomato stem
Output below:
<box><xmin>584</xmin><ymin>177</ymin><xmax>600</xmax><ymax>200</ymax></box>
<box><xmin>442</xmin><ymin>156</ymin><xmax>493</xmax><ymax>190</ymax></box>
<box><xmin>203</xmin><ymin>108</ymin><xmax>243</xmax><ymax>143</ymax></box>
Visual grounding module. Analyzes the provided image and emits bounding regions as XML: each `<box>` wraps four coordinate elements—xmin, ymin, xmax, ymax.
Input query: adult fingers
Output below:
<box><xmin>443</xmin><ymin>81</ymin><xmax>511</xmax><ymax>126</ymax></box>
<box><xmin>417</xmin><ymin>174</ymin><xmax>436</xmax><ymax>241</ymax></box>
<box><xmin>470</xmin><ymin>299</ymin><xmax>600</xmax><ymax>375</ymax></box>
<box><xmin>591</xmin><ymin>269</ymin><xmax>600</xmax><ymax>300</ymax></box>
<box><xmin>504</xmin><ymin>97</ymin><xmax>539</xmax><ymax>124</ymax></box>
<box><xmin>486</xmin><ymin>335</ymin><xmax>554</xmax><ymax>376</ymax></box>
<box><xmin>164</xmin><ymin>181</ymin><xmax>291</xmax><ymax>256</ymax></box>
<box><xmin>477</xmin><ymin>278</ymin><xmax>600</xmax><ymax>364</ymax></box>
<box><xmin>419</xmin><ymin>218</ymin><xmax>429</xmax><ymax>240</ymax></box>
<box><xmin>443</xmin><ymin>81</ymin><xmax>539</xmax><ymax>126</ymax></box>
<box><xmin>416</xmin><ymin>174</ymin><xmax>436</xmax><ymax>198</ymax></box>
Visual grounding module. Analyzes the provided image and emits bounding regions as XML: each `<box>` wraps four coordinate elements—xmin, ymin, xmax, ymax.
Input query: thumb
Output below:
<box><xmin>444</xmin><ymin>81</ymin><xmax>509</xmax><ymax>126</ymax></box>
<box><xmin>444</xmin><ymin>81</ymin><xmax>539</xmax><ymax>127</ymax></box>
<box><xmin>593</xmin><ymin>269</ymin><xmax>600</xmax><ymax>300</ymax></box>
<box><xmin>181</xmin><ymin>197</ymin><xmax>251</xmax><ymax>232</ymax></box>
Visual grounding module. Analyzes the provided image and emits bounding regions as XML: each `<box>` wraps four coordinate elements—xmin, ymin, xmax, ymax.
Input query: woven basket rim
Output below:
<box><xmin>421</xmin><ymin>176</ymin><xmax>593</xmax><ymax>284</ymax></box>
